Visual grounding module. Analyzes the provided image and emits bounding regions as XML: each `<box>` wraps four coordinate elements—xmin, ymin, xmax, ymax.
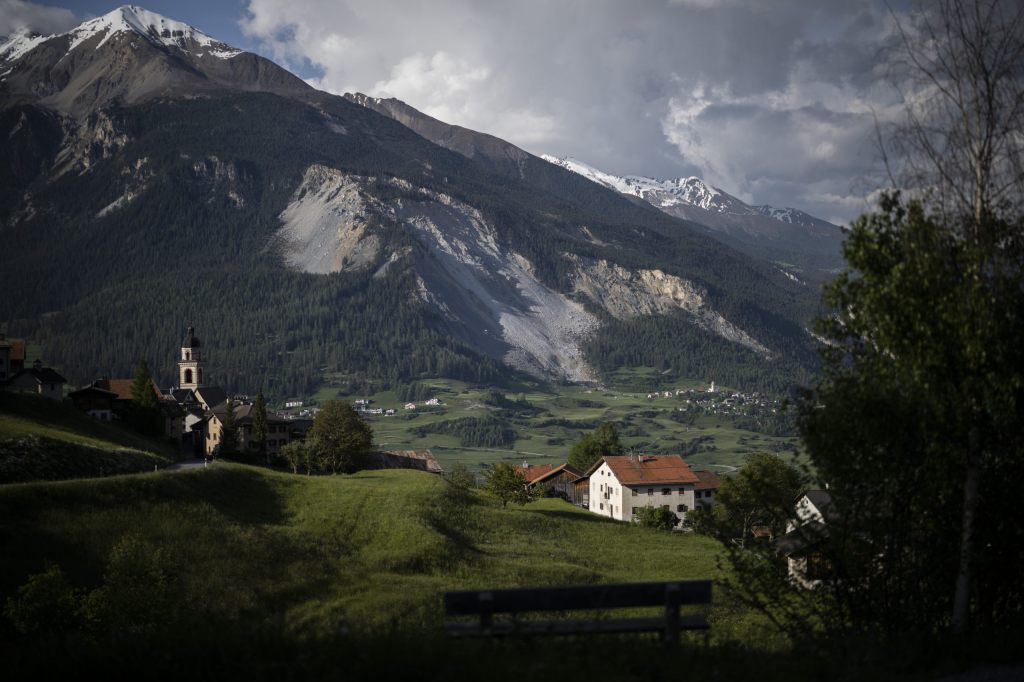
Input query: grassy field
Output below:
<box><xmin>0</xmin><ymin>463</ymin><xmax>760</xmax><ymax>636</ymax></box>
<box><xmin>2</xmin><ymin>463</ymin><xmax>1016</xmax><ymax>680</ymax></box>
<box><xmin>304</xmin><ymin>376</ymin><xmax>800</xmax><ymax>474</ymax></box>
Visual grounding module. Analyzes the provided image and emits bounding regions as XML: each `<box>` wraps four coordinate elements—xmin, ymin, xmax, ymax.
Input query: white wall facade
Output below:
<box><xmin>787</xmin><ymin>495</ymin><xmax>825</xmax><ymax>532</ymax></box>
<box><xmin>589</xmin><ymin>462</ymin><xmax>627</xmax><ymax>519</ymax></box>
<box><xmin>589</xmin><ymin>461</ymin><xmax>698</xmax><ymax>523</ymax></box>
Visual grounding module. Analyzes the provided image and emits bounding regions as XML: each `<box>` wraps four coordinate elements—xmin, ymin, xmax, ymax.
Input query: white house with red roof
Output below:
<box><xmin>586</xmin><ymin>454</ymin><xmax>709</xmax><ymax>523</ymax></box>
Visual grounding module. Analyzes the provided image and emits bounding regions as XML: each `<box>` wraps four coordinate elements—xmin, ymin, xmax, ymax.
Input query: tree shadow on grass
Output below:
<box><xmin>527</xmin><ymin>509</ymin><xmax>618</xmax><ymax>524</ymax></box>
<box><xmin>184</xmin><ymin>466</ymin><xmax>289</xmax><ymax>525</ymax></box>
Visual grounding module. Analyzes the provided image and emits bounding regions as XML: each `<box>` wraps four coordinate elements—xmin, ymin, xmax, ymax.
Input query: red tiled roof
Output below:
<box><xmin>694</xmin><ymin>470</ymin><xmax>722</xmax><ymax>490</ymax></box>
<box><xmin>98</xmin><ymin>378</ymin><xmax>161</xmax><ymax>401</ymax></box>
<box><xmin>602</xmin><ymin>455</ymin><xmax>699</xmax><ymax>486</ymax></box>
<box><xmin>525</xmin><ymin>463</ymin><xmax>583</xmax><ymax>486</ymax></box>
<box><xmin>515</xmin><ymin>463</ymin><xmax>556</xmax><ymax>484</ymax></box>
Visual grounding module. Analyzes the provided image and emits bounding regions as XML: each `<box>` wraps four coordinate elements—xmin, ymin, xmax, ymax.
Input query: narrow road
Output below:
<box><xmin>167</xmin><ymin>459</ymin><xmax>211</xmax><ymax>471</ymax></box>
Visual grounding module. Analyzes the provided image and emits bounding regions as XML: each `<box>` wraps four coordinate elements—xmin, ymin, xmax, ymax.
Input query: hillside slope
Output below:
<box><xmin>0</xmin><ymin>392</ymin><xmax>173</xmax><ymax>482</ymax></box>
<box><xmin>0</xmin><ymin>464</ymin><xmax>737</xmax><ymax>631</ymax></box>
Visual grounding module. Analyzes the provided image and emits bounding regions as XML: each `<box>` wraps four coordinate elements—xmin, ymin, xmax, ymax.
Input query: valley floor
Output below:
<box><xmin>312</xmin><ymin>374</ymin><xmax>800</xmax><ymax>473</ymax></box>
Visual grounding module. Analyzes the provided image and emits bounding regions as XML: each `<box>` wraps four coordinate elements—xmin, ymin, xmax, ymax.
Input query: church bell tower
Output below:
<box><xmin>178</xmin><ymin>326</ymin><xmax>203</xmax><ymax>390</ymax></box>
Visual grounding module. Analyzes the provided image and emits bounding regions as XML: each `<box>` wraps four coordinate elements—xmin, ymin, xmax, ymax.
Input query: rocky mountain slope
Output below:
<box><xmin>0</xmin><ymin>6</ymin><xmax>819</xmax><ymax>395</ymax></box>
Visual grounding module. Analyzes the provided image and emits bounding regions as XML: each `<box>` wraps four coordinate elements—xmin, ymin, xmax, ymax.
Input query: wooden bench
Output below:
<box><xmin>444</xmin><ymin>580</ymin><xmax>711</xmax><ymax>642</ymax></box>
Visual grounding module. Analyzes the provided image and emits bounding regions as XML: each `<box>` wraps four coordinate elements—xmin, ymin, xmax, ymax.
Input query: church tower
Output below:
<box><xmin>178</xmin><ymin>326</ymin><xmax>203</xmax><ymax>390</ymax></box>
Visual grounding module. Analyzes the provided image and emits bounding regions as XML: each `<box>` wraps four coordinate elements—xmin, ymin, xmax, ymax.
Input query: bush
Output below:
<box><xmin>632</xmin><ymin>506</ymin><xmax>678</xmax><ymax>531</ymax></box>
<box><xmin>444</xmin><ymin>461</ymin><xmax>476</xmax><ymax>489</ymax></box>
<box><xmin>3</xmin><ymin>564</ymin><xmax>82</xmax><ymax>635</ymax></box>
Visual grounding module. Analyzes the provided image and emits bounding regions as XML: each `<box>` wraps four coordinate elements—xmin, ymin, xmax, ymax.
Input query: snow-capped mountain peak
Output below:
<box><xmin>1</xmin><ymin>5</ymin><xmax>241</xmax><ymax>66</ymax></box>
<box><xmin>541</xmin><ymin>155</ymin><xmax>745</xmax><ymax>214</ymax></box>
<box><xmin>542</xmin><ymin>154</ymin><xmax>838</xmax><ymax>231</ymax></box>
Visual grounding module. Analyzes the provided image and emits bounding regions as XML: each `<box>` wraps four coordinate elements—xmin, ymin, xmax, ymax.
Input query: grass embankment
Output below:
<box><xmin>1</xmin><ymin>465</ymin><xmax>1017</xmax><ymax>680</ymax></box>
<box><xmin>0</xmin><ymin>393</ymin><xmax>175</xmax><ymax>483</ymax></box>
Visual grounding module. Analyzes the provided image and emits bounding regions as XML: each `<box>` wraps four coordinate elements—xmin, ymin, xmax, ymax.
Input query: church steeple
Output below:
<box><xmin>178</xmin><ymin>325</ymin><xmax>203</xmax><ymax>389</ymax></box>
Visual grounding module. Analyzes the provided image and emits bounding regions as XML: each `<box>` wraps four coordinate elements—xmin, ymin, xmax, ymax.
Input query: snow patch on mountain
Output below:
<box><xmin>0</xmin><ymin>32</ymin><xmax>48</xmax><ymax>64</ymax></box>
<box><xmin>776</xmin><ymin>267</ymin><xmax>805</xmax><ymax>285</ymax></box>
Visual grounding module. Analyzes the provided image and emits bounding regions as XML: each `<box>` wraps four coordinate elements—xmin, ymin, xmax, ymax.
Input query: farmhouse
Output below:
<box><xmin>778</xmin><ymin>490</ymin><xmax>836</xmax><ymax>588</ymax></box>
<box><xmin>3</xmin><ymin>360</ymin><xmax>66</xmax><ymax>401</ymax></box>
<box><xmin>693</xmin><ymin>470</ymin><xmax>721</xmax><ymax>506</ymax></box>
<box><xmin>516</xmin><ymin>462</ymin><xmax>584</xmax><ymax>504</ymax></box>
<box><xmin>67</xmin><ymin>384</ymin><xmax>119</xmax><ymax>420</ymax></box>
<box><xmin>587</xmin><ymin>454</ymin><xmax>706</xmax><ymax>524</ymax></box>
<box><xmin>0</xmin><ymin>335</ymin><xmax>26</xmax><ymax>381</ymax></box>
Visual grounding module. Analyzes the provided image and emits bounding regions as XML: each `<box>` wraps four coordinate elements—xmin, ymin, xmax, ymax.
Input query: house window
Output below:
<box><xmin>600</xmin><ymin>484</ymin><xmax>604</xmax><ymax>492</ymax></box>
<box><xmin>661</xmin><ymin>488</ymin><xmax>671</xmax><ymax>495</ymax></box>
<box><xmin>677</xmin><ymin>488</ymin><xmax>684</xmax><ymax>494</ymax></box>
<box><xmin>705</xmin><ymin>491</ymin><xmax>713</xmax><ymax>498</ymax></box>
<box><xmin>677</xmin><ymin>504</ymin><xmax>685</xmax><ymax>512</ymax></box>
<box><xmin>661</xmin><ymin>505</ymin><xmax>670</xmax><ymax>511</ymax></box>
<box><xmin>695</xmin><ymin>491</ymin><xmax>702</xmax><ymax>498</ymax></box>
<box><xmin>647</xmin><ymin>488</ymin><xmax>654</xmax><ymax>495</ymax></box>
<box><xmin>631</xmin><ymin>489</ymin><xmax>637</xmax><ymax>496</ymax></box>
<box><xmin>184</xmin><ymin>369</ymin><xmax>193</xmax><ymax>384</ymax></box>
<box><xmin>599</xmin><ymin>503</ymin><xmax>604</xmax><ymax>510</ymax></box>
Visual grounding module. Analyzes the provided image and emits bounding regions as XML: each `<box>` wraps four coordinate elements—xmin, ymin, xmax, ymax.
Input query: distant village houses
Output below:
<box><xmin>0</xmin><ymin>334</ymin><xmax>66</xmax><ymax>400</ymax></box>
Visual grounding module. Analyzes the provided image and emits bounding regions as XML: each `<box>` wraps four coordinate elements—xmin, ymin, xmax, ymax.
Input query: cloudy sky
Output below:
<box><xmin>6</xmin><ymin>0</ymin><xmax>915</xmax><ymax>224</ymax></box>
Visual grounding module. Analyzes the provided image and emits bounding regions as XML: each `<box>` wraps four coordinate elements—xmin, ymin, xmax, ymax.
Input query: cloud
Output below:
<box><xmin>239</xmin><ymin>0</ymin><xmax>906</xmax><ymax>223</ymax></box>
<box><xmin>0</xmin><ymin>0</ymin><xmax>77</xmax><ymax>36</ymax></box>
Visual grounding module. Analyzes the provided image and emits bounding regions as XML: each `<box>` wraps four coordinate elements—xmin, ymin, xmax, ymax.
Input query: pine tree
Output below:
<box><xmin>220</xmin><ymin>398</ymin><xmax>239</xmax><ymax>456</ymax></box>
<box><xmin>129</xmin><ymin>357</ymin><xmax>161</xmax><ymax>436</ymax></box>
<box><xmin>252</xmin><ymin>391</ymin><xmax>268</xmax><ymax>465</ymax></box>
<box><xmin>130</xmin><ymin>357</ymin><xmax>158</xmax><ymax>409</ymax></box>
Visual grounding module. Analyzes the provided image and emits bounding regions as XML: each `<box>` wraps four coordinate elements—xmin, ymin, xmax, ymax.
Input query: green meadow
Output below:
<box><xmin>2</xmin><ymin>463</ymin><xmax>1013</xmax><ymax>680</ymax></box>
